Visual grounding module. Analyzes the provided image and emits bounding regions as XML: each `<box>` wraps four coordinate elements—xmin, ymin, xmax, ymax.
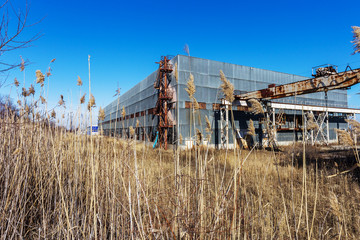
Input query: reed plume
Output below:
<box><xmin>87</xmin><ymin>94</ymin><xmax>96</xmax><ymax>111</ymax></box>
<box><xmin>193</xmin><ymin>98</ymin><xmax>199</xmax><ymax>111</ymax></box>
<box><xmin>40</xmin><ymin>95</ymin><xmax>46</xmax><ymax>104</ymax></box>
<box><xmin>20</xmin><ymin>56</ymin><xmax>25</xmax><ymax>72</ymax></box>
<box><xmin>248</xmin><ymin>99</ymin><xmax>264</xmax><ymax>115</ymax></box>
<box><xmin>179</xmin><ymin>134</ymin><xmax>183</xmax><ymax>144</ymax></box>
<box><xmin>129</xmin><ymin>126</ymin><xmax>135</xmax><ymax>137</ymax></box>
<box><xmin>21</xmin><ymin>87</ymin><xmax>29</xmax><ymax>97</ymax></box>
<box><xmin>80</xmin><ymin>93</ymin><xmax>86</xmax><ymax>104</ymax></box>
<box><xmin>205</xmin><ymin>116</ymin><xmax>212</xmax><ymax>141</ymax></box>
<box><xmin>98</xmin><ymin>107</ymin><xmax>105</xmax><ymax>121</ymax></box>
<box><xmin>346</xmin><ymin>119</ymin><xmax>360</xmax><ymax>133</ymax></box>
<box><xmin>306</xmin><ymin>112</ymin><xmax>318</xmax><ymax>130</ymax></box>
<box><xmin>248</xmin><ymin>119</ymin><xmax>256</xmax><ymax>136</ymax></box>
<box><xmin>14</xmin><ymin>78</ymin><xmax>19</xmax><ymax>87</ymax></box>
<box><xmin>174</xmin><ymin>62</ymin><xmax>178</xmax><ymax>83</ymax></box>
<box><xmin>51</xmin><ymin>109</ymin><xmax>56</xmax><ymax>118</ymax></box>
<box><xmin>122</xmin><ymin>106</ymin><xmax>126</xmax><ymax>118</ymax></box>
<box><xmin>185</xmin><ymin>73</ymin><xmax>195</xmax><ymax>100</ymax></box>
<box><xmin>205</xmin><ymin>116</ymin><xmax>211</xmax><ymax>133</ymax></box>
<box><xmin>351</xmin><ymin>26</ymin><xmax>360</xmax><ymax>55</ymax></box>
<box><xmin>336</xmin><ymin>129</ymin><xmax>354</xmax><ymax>146</ymax></box>
<box><xmin>219</xmin><ymin>70</ymin><xmax>234</xmax><ymax>102</ymax></box>
<box><xmin>58</xmin><ymin>95</ymin><xmax>65</xmax><ymax>106</ymax></box>
<box><xmin>46</xmin><ymin>67</ymin><xmax>52</xmax><ymax>77</ymax></box>
<box><xmin>28</xmin><ymin>85</ymin><xmax>35</xmax><ymax>95</ymax></box>
<box><xmin>24</xmin><ymin>104</ymin><xmax>30</xmax><ymax>114</ymax></box>
<box><xmin>77</xmin><ymin>76</ymin><xmax>83</xmax><ymax>86</ymax></box>
<box><xmin>36</xmin><ymin>70</ymin><xmax>45</xmax><ymax>86</ymax></box>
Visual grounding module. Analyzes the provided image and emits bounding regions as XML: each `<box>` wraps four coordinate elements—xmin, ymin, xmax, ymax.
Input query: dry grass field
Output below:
<box><xmin>1</xmin><ymin>106</ymin><xmax>360</xmax><ymax>239</ymax></box>
<box><xmin>1</xmin><ymin>67</ymin><xmax>360</xmax><ymax>239</ymax></box>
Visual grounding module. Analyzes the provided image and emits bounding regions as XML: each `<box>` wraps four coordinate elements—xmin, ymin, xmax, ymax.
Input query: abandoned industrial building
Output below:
<box><xmin>98</xmin><ymin>55</ymin><xmax>360</xmax><ymax>149</ymax></box>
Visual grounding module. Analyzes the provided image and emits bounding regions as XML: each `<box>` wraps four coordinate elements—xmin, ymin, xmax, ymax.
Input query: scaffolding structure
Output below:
<box><xmin>154</xmin><ymin>56</ymin><xmax>173</xmax><ymax>149</ymax></box>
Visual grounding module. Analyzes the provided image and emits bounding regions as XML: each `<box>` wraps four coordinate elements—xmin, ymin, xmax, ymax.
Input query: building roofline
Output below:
<box><xmin>176</xmin><ymin>54</ymin><xmax>308</xmax><ymax>78</ymax></box>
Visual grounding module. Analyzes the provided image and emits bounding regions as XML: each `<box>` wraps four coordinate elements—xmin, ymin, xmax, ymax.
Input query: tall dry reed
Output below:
<box><xmin>1</xmin><ymin>65</ymin><xmax>360</xmax><ymax>239</ymax></box>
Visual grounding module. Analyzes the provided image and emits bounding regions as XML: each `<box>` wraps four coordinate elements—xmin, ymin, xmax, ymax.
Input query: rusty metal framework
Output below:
<box><xmin>219</xmin><ymin>68</ymin><xmax>360</xmax><ymax>148</ymax></box>
<box><xmin>303</xmin><ymin>111</ymin><xmax>329</xmax><ymax>145</ymax></box>
<box><xmin>154</xmin><ymin>56</ymin><xmax>173</xmax><ymax>149</ymax></box>
<box><xmin>235</xmin><ymin>68</ymin><xmax>360</xmax><ymax>100</ymax></box>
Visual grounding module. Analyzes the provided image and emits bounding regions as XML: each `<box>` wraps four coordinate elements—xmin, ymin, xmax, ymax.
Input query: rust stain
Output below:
<box><xmin>237</xmin><ymin>106</ymin><xmax>250</xmax><ymax>111</ymax></box>
<box><xmin>260</xmin><ymin>88</ymin><xmax>274</xmax><ymax>98</ymax></box>
<box><xmin>213</xmin><ymin>103</ymin><xmax>220</xmax><ymax>110</ymax></box>
<box><xmin>185</xmin><ymin>101</ymin><xmax>207</xmax><ymax>109</ymax></box>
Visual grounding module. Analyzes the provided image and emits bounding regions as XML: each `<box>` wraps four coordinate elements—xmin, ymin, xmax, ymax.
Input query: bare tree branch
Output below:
<box><xmin>0</xmin><ymin>0</ymin><xmax>41</xmax><ymax>74</ymax></box>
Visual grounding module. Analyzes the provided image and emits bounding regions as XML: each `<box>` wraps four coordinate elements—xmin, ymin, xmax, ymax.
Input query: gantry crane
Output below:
<box><xmin>220</xmin><ymin>66</ymin><xmax>360</xmax><ymax>148</ymax></box>
<box><xmin>235</xmin><ymin>66</ymin><xmax>360</xmax><ymax>101</ymax></box>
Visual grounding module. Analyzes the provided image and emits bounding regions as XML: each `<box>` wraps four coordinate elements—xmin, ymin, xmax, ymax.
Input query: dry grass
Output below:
<box><xmin>2</xmin><ymin>111</ymin><xmax>360</xmax><ymax>239</ymax></box>
<box><xmin>1</xmin><ymin>69</ymin><xmax>360</xmax><ymax>239</ymax></box>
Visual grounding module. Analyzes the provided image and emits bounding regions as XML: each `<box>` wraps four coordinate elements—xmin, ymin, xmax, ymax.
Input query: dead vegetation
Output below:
<box><xmin>1</xmin><ymin>119</ymin><xmax>360</xmax><ymax>239</ymax></box>
<box><xmin>1</xmin><ymin>66</ymin><xmax>360</xmax><ymax>239</ymax></box>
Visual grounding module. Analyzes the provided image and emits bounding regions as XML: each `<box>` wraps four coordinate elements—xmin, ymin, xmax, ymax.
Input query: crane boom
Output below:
<box><xmin>235</xmin><ymin>68</ymin><xmax>360</xmax><ymax>100</ymax></box>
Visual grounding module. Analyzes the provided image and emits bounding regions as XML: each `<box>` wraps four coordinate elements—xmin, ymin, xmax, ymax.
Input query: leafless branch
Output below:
<box><xmin>0</xmin><ymin>0</ymin><xmax>41</xmax><ymax>74</ymax></box>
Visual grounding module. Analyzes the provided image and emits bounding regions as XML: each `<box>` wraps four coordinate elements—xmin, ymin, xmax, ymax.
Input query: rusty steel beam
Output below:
<box><xmin>235</xmin><ymin>68</ymin><xmax>360</xmax><ymax>100</ymax></box>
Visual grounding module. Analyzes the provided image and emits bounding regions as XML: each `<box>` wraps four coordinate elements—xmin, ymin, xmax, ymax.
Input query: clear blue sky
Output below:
<box><xmin>1</xmin><ymin>0</ymin><xmax>360</xmax><ymax>121</ymax></box>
